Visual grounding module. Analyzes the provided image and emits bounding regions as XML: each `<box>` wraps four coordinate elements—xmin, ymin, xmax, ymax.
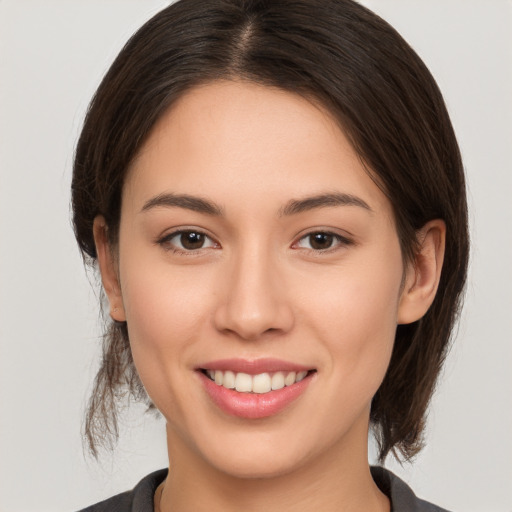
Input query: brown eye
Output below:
<box><xmin>308</xmin><ymin>233</ymin><xmax>334</xmax><ymax>250</ymax></box>
<box><xmin>295</xmin><ymin>231</ymin><xmax>352</xmax><ymax>252</ymax></box>
<box><xmin>180</xmin><ymin>231</ymin><xmax>206</xmax><ymax>250</ymax></box>
<box><xmin>159</xmin><ymin>230</ymin><xmax>217</xmax><ymax>252</ymax></box>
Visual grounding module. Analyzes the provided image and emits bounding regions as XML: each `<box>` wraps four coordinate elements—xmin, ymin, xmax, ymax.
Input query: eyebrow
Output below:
<box><xmin>140</xmin><ymin>191</ymin><xmax>371</xmax><ymax>217</ymax></box>
<box><xmin>279</xmin><ymin>192</ymin><xmax>372</xmax><ymax>216</ymax></box>
<box><xmin>141</xmin><ymin>193</ymin><xmax>223</xmax><ymax>216</ymax></box>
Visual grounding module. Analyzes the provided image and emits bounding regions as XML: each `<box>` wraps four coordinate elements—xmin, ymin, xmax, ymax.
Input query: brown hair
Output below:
<box><xmin>72</xmin><ymin>0</ymin><xmax>469</xmax><ymax>462</ymax></box>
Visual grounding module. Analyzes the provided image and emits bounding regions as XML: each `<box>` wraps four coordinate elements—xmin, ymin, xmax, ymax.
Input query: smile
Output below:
<box><xmin>197</xmin><ymin>359</ymin><xmax>316</xmax><ymax>419</ymax></box>
<box><xmin>202</xmin><ymin>369</ymin><xmax>310</xmax><ymax>394</ymax></box>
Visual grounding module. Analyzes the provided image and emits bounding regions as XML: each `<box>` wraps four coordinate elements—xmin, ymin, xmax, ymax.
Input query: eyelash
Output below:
<box><xmin>156</xmin><ymin>229</ymin><xmax>219</xmax><ymax>254</ymax></box>
<box><xmin>156</xmin><ymin>229</ymin><xmax>353</xmax><ymax>254</ymax></box>
<box><xmin>293</xmin><ymin>231</ymin><xmax>354</xmax><ymax>253</ymax></box>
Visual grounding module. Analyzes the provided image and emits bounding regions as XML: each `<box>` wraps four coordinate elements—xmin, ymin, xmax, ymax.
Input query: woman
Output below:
<box><xmin>73</xmin><ymin>0</ymin><xmax>468</xmax><ymax>510</ymax></box>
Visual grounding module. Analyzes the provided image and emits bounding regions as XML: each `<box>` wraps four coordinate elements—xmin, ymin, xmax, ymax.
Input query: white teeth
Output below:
<box><xmin>284</xmin><ymin>371</ymin><xmax>296</xmax><ymax>386</ymax></box>
<box><xmin>252</xmin><ymin>373</ymin><xmax>272</xmax><ymax>394</ymax></box>
<box><xmin>223</xmin><ymin>370</ymin><xmax>236</xmax><ymax>389</ymax></box>
<box><xmin>296</xmin><ymin>371</ymin><xmax>308</xmax><ymax>382</ymax></box>
<box><xmin>271</xmin><ymin>372</ymin><xmax>285</xmax><ymax>390</ymax></box>
<box><xmin>235</xmin><ymin>372</ymin><xmax>253</xmax><ymax>392</ymax></box>
<box><xmin>206</xmin><ymin>369</ymin><xmax>310</xmax><ymax>394</ymax></box>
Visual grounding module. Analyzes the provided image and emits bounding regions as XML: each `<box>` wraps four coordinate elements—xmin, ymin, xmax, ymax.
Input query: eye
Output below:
<box><xmin>159</xmin><ymin>230</ymin><xmax>218</xmax><ymax>252</ymax></box>
<box><xmin>294</xmin><ymin>231</ymin><xmax>352</xmax><ymax>251</ymax></box>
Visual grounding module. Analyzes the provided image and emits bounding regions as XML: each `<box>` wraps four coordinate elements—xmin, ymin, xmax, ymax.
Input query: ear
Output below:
<box><xmin>397</xmin><ymin>219</ymin><xmax>446</xmax><ymax>325</ymax></box>
<box><xmin>93</xmin><ymin>216</ymin><xmax>126</xmax><ymax>322</ymax></box>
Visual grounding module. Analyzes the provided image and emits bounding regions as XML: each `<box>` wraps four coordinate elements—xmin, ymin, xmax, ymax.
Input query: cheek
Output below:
<box><xmin>296</xmin><ymin>246</ymin><xmax>403</xmax><ymax>387</ymax></box>
<box><xmin>301</xmin><ymin>251</ymin><xmax>402</xmax><ymax>330</ymax></box>
<box><xmin>119</xmin><ymin>244</ymin><xmax>217</xmax><ymax>338</ymax></box>
<box><xmin>124</xmin><ymin>274</ymin><xmax>205</xmax><ymax>340</ymax></box>
<box><xmin>117</xmin><ymin>257</ymin><xmax>216</xmax><ymax>405</ymax></box>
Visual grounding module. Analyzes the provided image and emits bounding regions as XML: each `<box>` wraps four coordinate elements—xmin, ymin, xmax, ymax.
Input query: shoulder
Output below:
<box><xmin>76</xmin><ymin>469</ymin><xmax>168</xmax><ymax>512</ymax></box>
<box><xmin>371</xmin><ymin>466</ymin><xmax>451</xmax><ymax>512</ymax></box>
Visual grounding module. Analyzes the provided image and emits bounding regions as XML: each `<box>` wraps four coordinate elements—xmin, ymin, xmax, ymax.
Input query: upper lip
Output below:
<box><xmin>197</xmin><ymin>358</ymin><xmax>313</xmax><ymax>375</ymax></box>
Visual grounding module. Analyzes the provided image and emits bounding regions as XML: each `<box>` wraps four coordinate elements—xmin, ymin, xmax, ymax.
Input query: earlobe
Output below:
<box><xmin>93</xmin><ymin>216</ymin><xmax>126</xmax><ymax>322</ymax></box>
<box><xmin>397</xmin><ymin>219</ymin><xmax>446</xmax><ymax>325</ymax></box>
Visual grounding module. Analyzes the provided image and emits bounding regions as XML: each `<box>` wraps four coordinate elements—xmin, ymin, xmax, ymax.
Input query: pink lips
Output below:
<box><xmin>197</xmin><ymin>358</ymin><xmax>315</xmax><ymax>419</ymax></box>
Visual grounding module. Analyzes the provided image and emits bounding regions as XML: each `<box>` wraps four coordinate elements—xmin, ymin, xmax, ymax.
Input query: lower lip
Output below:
<box><xmin>198</xmin><ymin>371</ymin><xmax>314</xmax><ymax>419</ymax></box>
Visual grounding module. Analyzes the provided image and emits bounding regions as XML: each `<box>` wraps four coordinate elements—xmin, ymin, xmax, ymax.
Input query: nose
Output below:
<box><xmin>213</xmin><ymin>247</ymin><xmax>294</xmax><ymax>341</ymax></box>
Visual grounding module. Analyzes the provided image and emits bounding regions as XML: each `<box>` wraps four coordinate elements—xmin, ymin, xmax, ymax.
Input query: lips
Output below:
<box><xmin>197</xmin><ymin>358</ymin><xmax>316</xmax><ymax>419</ymax></box>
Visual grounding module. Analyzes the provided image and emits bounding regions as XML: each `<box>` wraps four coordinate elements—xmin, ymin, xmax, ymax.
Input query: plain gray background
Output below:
<box><xmin>0</xmin><ymin>1</ymin><xmax>511</xmax><ymax>511</ymax></box>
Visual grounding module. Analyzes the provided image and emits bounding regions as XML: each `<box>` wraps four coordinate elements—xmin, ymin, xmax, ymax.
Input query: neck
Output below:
<box><xmin>159</xmin><ymin>422</ymin><xmax>390</xmax><ymax>512</ymax></box>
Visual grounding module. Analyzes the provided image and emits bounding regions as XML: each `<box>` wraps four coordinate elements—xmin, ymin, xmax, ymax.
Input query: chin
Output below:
<box><xmin>207</xmin><ymin>448</ymin><xmax>309</xmax><ymax>480</ymax></box>
<box><xmin>186</xmin><ymin>420</ymin><xmax>332</xmax><ymax>481</ymax></box>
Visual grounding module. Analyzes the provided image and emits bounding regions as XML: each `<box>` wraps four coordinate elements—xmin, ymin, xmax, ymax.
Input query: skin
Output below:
<box><xmin>94</xmin><ymin>80</ymin><xmax>445</xmax><ymax>512</ymax></box>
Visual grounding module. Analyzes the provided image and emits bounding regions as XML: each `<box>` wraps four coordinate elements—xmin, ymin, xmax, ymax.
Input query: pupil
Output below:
<box><xmin>181</xmin><ymin>232</ymin><xmax>204</xmax><ymax>249</ymax></box>
<box><xmin>310</xmin><ymin>233</ymin><xmax>333</xmax><ymax>250</ymax></box>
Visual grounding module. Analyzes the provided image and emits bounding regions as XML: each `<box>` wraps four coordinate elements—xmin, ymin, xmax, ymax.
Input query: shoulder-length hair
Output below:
<box><xmin>72</xmin><ymin>0</ymin><xmax>469</xmax><ymax>462</ymax></box>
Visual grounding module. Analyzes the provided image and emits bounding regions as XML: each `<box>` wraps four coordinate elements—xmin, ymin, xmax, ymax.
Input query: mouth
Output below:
<box><xmin>200</xmin><ymin>368</ymin><xmax>315</xmax><ymax>394</ymax></box>
<box><xmin>196</xmin><ymin>359</ymin><xmax>317</xmax><ymax>419</ymax></box>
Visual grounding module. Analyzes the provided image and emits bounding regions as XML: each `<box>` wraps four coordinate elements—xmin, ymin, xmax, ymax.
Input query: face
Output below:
<box><xmin>101</xmin><ymin>81</ymin><xmax>414</xmax><ymax>478</ymax></box>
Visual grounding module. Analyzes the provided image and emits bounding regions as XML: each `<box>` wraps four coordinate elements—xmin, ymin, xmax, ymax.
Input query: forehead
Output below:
<box><xmin>125</xmin><ymin>80</ymin><xmax>392</xmax><ymax>218</ymax></box>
